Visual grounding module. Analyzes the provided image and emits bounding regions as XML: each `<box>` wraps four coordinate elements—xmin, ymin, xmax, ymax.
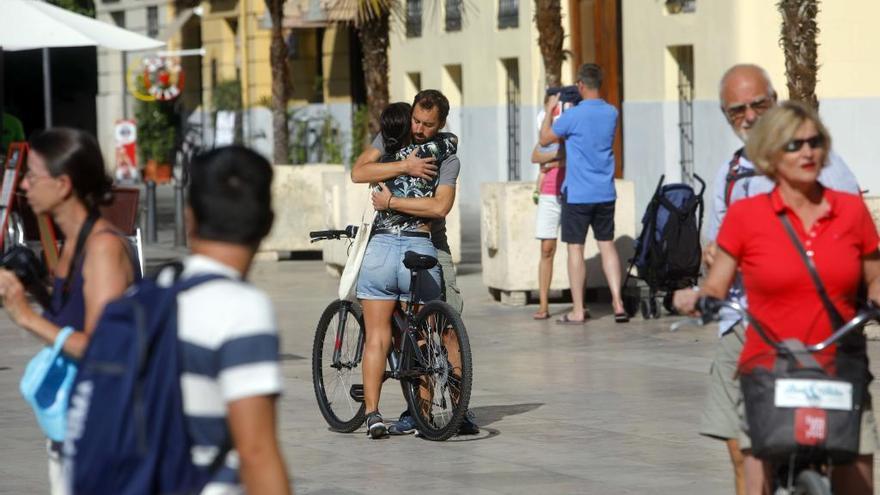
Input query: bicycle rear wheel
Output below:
<box><xmin>312</xmin><ymin>300</ymin><xmax>366</xmax><ymax>432</ymax></box>
<box><xmin>402</xmin><ymin>300</ymin><xmax>473</xmax><ymax>441</ymax></box>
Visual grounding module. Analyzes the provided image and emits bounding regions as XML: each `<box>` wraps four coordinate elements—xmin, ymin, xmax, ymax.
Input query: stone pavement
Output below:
<box><xmin>1</xmin><ymin>187</ymin><xmax>879</xmax><ymax>493</ymax></box>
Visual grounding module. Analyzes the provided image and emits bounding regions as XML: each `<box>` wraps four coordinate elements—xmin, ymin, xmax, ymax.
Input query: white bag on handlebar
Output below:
<box><xmin>338</xmin><ymin>192</ymin><xmax>375</xmax><ymax>302</ymax></box>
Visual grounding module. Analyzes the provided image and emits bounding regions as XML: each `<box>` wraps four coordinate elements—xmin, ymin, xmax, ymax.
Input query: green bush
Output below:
<box><xmin>134</xmin><ymin>76</ymin><xmax>177</xmax><ymax>164</ymax></box>
<box><xmin>350</xmin><ymin>105</ymin><xmax>370</xmax><ymax>165</ymax></box>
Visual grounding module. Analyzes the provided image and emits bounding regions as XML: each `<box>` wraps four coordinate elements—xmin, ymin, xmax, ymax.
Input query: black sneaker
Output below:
<box><xmin>366</xmin><ymin>412</ymin><xmax>388</xmax><ymax>439</ymax></box>
<box><xmin>457</xmin><ymin>411</ymin><xmax>479</xmax><ymax>435</ymax></box>
<box><xmin>388</xmin><ymin>410</ymin><xmax>417</xmax><ymax>435</ymax></box>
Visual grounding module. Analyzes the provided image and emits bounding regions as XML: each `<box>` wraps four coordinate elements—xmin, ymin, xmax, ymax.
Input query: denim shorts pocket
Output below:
<box><xmin>362</xmin><ymin>238</ymin><xmax>391</xmax><ymax>271</ymax></box>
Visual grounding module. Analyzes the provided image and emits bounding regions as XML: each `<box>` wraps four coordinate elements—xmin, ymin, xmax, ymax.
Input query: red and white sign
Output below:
<box><xmin>114</xmin><ymin>120</ymin><xmax>139</xmax><ymax>183</ymax></box>
<box><xmin>795</xmin><ymin>408</ymin><xmax>827</xmax><ymax>446</ymax></box>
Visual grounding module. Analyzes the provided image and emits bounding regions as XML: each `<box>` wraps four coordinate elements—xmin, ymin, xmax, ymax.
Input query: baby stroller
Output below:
<box><xmin>623</xmin><ymin>174</ymin><xmax>705</xmax><ymax>319</ymax></box>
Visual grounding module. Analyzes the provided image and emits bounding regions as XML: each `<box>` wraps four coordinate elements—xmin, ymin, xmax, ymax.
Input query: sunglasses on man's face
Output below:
<box><xmin>724</xmin><ymin>97</ymin><xmax>772</xmax><ymax>121</ymax></box>
<box><xmin>782</xmin><ymin>135</ymin><xmax>825</xmax><ymax>153</ymax></box>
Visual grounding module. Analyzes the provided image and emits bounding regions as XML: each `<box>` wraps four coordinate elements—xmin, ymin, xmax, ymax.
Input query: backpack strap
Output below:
<box><xmin>60</xmin><ymin>211</ymin><xmax>99</xmax><ymax>306</ymax></box>
<box><xmin>777</xmin><ymin>211</ymin><xmax>845</xmax><ymax>330</ymax></box>
<box><xmin>778</xmin><ymin>338</ymin><xmax>824</xmax><ymax>371</ymax></box>
<box><xmin>175</xmin><ymin>273</ymin><xmax>230</xmax><ymax>292</ymax></box>
<box><xmin>724</xmin><ymin>148</ymin><xmax>757</xmax><ymax>207</ymax></box>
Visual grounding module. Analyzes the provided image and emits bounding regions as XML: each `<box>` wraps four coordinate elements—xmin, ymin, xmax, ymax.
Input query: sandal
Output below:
<box><xmin>556</xmin><ymin>314</ymin><xmax>586</xmax><ymax>325</ymax></box>
<box><xmin>614</xmin><ymin>313</ymin><xmax>630</xmax><ymax>323</ymax></box>
<box><xmin>532</xmin><ymin>310</ymin><xmax>550</xmax><ymax>320</ymax></box>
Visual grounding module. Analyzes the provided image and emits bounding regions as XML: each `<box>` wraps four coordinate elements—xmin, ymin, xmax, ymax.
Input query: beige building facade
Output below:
<box><xmin>623</xmin><ymin>0</ymin><xmax>880</xmax><ymax>221</ymax></box>
<box><xmin>95</xmin><ymin>0</ymin><xmax>362</xmax><ymax>166</ymax></box>
<box><xmin>387</xmin><ymin>1</ymin><xmax>576</xmax><ymax>243</ymax></box>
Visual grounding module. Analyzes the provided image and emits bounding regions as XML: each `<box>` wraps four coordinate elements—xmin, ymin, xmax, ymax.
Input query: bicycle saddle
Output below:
<box><xmin>403</xmin><ymin>251</ymin><xmax>438</xmax><ymax>270</ymax></box>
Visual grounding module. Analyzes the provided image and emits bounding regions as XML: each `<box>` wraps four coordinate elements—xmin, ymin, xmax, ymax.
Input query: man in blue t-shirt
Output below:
<box><xmin>539</xmin><ymin>63</ymin><xmax>627</xmax><ymax>324</ymax></box>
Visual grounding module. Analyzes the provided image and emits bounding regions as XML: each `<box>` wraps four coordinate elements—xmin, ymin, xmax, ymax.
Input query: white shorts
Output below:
<box><xmin>535</xmin><ymin>194</ymin><xmax>562</xmax><ymax>240</ymax></box>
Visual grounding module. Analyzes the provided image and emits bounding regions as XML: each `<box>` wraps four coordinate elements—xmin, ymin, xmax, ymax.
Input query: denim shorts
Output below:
<box><xmin>356</xmin><ymin>233</ymin><xmax>442</xmax><ymax>303</ymax></box>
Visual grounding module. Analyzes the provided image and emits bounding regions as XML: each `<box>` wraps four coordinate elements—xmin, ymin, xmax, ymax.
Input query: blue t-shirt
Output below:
<box><xmin>551</xmin><ymin>99</ymin><xmax>618</xmax><ymax>204</ymax></box>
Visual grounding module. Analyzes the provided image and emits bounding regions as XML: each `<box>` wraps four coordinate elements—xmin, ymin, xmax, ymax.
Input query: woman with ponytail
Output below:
<box><xmin>0</xmin><ymin>127</ymin><xmax>139</xmax><ymax>493</ymax></box>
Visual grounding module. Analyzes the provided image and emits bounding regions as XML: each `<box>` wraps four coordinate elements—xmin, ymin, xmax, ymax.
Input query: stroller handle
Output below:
<box><xmin>673</xmin><ymin>297</ymin><xmax>880</xmax><ymax>353</ymax></box>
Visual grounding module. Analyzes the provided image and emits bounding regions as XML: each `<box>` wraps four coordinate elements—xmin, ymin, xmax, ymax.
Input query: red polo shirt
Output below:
<box><xmin>717</xmin><ymin>187</ymin><xmax>879</xmax><ymax>373</ymax></box>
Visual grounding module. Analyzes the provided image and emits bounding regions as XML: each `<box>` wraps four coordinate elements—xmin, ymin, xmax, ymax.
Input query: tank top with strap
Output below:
<box><xmin>44</xmin><ymin>215</ymin><xmax>141</xmax><ymax>331</ymax></box>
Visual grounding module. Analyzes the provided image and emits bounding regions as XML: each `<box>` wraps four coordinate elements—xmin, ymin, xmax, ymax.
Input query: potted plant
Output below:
<box><xmin>135</xmin><ymin>77</ymin><xmax>177</xmax><ymax>183</ymax></box>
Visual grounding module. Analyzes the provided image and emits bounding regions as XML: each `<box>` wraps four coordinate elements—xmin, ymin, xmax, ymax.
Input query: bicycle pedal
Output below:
<box><xmin>349</xmin><ymin>384</ymin><xmax>364</xmax><ymax>402</ymax></box>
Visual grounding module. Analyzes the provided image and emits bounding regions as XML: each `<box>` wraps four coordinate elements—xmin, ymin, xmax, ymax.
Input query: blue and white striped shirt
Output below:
<box><xmin>160</xmin><ymin>255</ymin><xmax>283</xmax><ymax>494</ymax></box>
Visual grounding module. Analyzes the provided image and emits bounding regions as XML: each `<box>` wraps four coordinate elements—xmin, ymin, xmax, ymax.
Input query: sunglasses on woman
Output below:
<box><xmin>783</xmin><ymin>135</ymin><xmax>825</xmax><ymax>153</ymax></box>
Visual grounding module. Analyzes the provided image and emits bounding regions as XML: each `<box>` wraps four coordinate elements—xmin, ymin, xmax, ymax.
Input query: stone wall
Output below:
<box><xmin>481</xmin><ymin>180</ymin><xmax>636</xmax><ymax>304</ymax></box>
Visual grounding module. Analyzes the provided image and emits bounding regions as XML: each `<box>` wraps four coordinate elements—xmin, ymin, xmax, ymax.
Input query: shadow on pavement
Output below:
<box><xmin>469</xmin><ymin>402</ymin><xmax>544</xmax><ymax>427</ymax></box>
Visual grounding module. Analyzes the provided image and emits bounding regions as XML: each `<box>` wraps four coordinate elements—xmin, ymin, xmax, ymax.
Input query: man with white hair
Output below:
<box><xmin>701</xmin><ymin>64</ymin><xmax>859</xmax><ymax>495</ymax></box>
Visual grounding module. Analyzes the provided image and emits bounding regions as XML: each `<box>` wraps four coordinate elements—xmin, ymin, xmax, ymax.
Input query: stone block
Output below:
<box><xmin>480</xmin><ymin>180</ymin><xmax>636</xmax><ymax>294</ymax></box>
<box><xmin>260</xmin><ymin>164</ymin><xmax>346</xmax><ymax>253</ymax></box>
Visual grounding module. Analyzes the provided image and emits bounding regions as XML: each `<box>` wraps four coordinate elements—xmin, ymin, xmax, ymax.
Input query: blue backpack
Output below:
<box><xmin>64</xmin><ymin>268</ymin><xmax>227</xmax><ymax>495</ymax></box>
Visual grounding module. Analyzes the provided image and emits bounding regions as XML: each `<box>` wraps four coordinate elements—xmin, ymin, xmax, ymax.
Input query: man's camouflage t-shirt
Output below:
<box><xmin>373</xmin><ymin>132</ymin><xmax>458</xmax><ymax>233</ymax></box>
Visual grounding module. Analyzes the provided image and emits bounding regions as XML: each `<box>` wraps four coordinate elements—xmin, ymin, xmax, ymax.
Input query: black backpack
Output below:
<box><xmin>634</xmin><ymin>175</ymin><xmax>704</xmax><ymax>289</ymax></box>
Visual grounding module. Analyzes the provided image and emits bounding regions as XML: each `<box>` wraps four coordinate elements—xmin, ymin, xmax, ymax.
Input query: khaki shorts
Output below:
<box><xmin>699</xmin><ymin>324</ymin><xmax>745</xmax><ymax>441</ymax></box>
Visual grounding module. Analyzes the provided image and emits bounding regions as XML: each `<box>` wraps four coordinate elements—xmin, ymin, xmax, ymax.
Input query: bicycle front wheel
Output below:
<box><xmin>793</xmin><ymin>470</ymin><xmax>831</xmax><ymax>495</ymax></box>
<box><xmin>312</xmin><ymin>300</ymin><xmax>366</xmax><ymax>432</ymax></box>
<box><xmin>402</xmin><ymin>300</ymin><xmax>473</xmax><ymax>441</ymax></box>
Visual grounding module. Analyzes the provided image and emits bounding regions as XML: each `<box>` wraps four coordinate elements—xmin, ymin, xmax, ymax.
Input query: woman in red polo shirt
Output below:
<box><xmin>675</xmin><ymin>101</ymin><xmax>880</xmax><ymax>494</ymax></box>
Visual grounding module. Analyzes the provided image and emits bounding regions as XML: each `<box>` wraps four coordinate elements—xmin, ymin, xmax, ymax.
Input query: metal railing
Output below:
<box><xmin>498</xmin><ymin>0</ymin><xmax>518</xmax><ymax>29</ymax></box>
<box><xmin>445</xmin><ymin>0</ymin><xmax>462</xmax><ymax>31</ymax></box>
<box><xmin>407</xmin><ymin>0</ymin><xmax>423</xmax><ymax>37</ymax></box>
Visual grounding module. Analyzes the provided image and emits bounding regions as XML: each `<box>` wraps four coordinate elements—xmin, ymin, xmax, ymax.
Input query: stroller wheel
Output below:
<box><xmin>640</xmin><ymin>300</ymin><xmax>651</xmax><ymax>320</ymax></box>
<box><xmin>650</xmin><ymin>298</ymin><xmax>661</xmax><ymax>319</ymax></box>
<box><xmin>623</xmin><ymin>295</ymin><xmax>639</xmax><ymax>318</ymax></box>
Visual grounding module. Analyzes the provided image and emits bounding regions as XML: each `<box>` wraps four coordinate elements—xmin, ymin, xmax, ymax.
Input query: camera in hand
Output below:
<box><xmin>545</xmin><ymin>85</ymin><xmax>583</xmax><ymax>105</ymax></box>
<box><xmin>1</xmin><ymin>245</ymin><xmax>51</xmax><ymax>310</ymax></box>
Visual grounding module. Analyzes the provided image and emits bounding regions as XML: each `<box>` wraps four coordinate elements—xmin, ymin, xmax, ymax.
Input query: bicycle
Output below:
<box><xmin>308</xmin><ymin>227</ymin><xmax>473</xmax><ymax>441</ymax></box>
<box><xmin>673</xmin><ymin>297</ymin><xmax>880</xmax><ymax>495</ymax></box>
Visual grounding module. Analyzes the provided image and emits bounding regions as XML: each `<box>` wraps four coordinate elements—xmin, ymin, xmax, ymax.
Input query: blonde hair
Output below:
<box><xmin>744</xmin><ymin>100</ymin><xmax>832</xmax><ymax>180</ymax></box>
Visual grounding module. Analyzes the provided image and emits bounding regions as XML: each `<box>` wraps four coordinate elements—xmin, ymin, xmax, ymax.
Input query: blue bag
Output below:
<box><xmin>20</xmin><ymin>326</ymin><xmax>77</xmax><ymax>441</ymax></box>
<box><xmin>64</xmin><ymin>271</ymin><xmax>226</xmax><ymax>495</ymax></box>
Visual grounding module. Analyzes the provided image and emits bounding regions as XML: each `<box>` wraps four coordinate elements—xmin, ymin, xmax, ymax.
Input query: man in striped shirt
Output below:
<box><xmin>163</xmin><ymin>146</ymin><xmax>291</xmax><ymax>494</ymax></box>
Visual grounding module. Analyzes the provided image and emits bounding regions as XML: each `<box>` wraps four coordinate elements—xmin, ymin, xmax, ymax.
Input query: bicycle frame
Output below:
<box><xmin>328</xmin><ymin>265</ymin><xmax>432</xmax><ymax>382</ymax></box>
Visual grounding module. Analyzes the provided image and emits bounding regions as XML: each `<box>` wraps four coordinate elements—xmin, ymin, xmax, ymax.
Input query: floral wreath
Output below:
<box><xmin>128</xmin><ymin>57</ymin><xmax>184</xmax><ymax>102</ymax></box>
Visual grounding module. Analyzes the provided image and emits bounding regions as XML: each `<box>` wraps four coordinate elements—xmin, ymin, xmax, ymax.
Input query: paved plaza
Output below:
<box><xmin>2</xmin><ymin>247</ymin><xmax>880</xmax><ymax>493</ymax></box>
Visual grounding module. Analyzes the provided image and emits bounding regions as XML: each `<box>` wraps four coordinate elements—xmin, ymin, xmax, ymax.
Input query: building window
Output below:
<box><xmin>498</xmin><ymin>0</ymin><xmax>518</xmax><ymax>29</ymax></box>
<box><xmin>670</xmin><ymin>45</ymin><xmax>695</xmax><ymax>183</ymax></box>
<box><xmin>407</xmin><ymin>0</ymin><xmax>422</xmax><ymax>38</ymax></box>
<box><xmin>147</xmin><ymin>6</ymin><xmax>159</xmax><ymax>38</ymax></box>
<box><xmin>502</xmin><ymin>58</ymin><xmax>520</xmax><ymax>181</ymax></box>
<box><xmin>110</xmin><ymin>10</ymin><xmax>125</xmax><ymax>28</ymax></box>
<box><xmin>665</xmin><ymin>0</ymin><xmax>696</xmax><ymax>14</ymax></box>
<box><xmin>405</xmin><ymin>72</ymin><xmax>422</xmax><ymax>102</ymax></box>
<box><xmin>445</xmin><ymin>0</ymin><xmax>462</xmax><ymax>31</ymax></box>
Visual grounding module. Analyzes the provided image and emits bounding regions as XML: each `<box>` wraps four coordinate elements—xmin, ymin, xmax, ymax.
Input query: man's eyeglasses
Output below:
<box><xmin>782</xmin><ymin>135</ymin><xmax>825</xmax><ymax>153</ymax></box>
<box><xmin>724</xmin><ymin>97</ymin><xmax>772</xmax><ymax>121</ymax></box>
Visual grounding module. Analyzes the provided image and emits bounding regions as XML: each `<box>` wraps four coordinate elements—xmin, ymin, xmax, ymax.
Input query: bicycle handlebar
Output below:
<box><xmin>672</xmin><ymin>296</ymin><xmax>880</xmax><ymax>353</ymax></box>
<box><xmin>309</xmin><ymin>225</ymin><xmax>359</xmax><ymax>243</ymax></box>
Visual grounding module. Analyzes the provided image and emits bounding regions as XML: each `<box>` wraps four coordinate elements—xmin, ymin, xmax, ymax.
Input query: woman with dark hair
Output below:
<box><xmin>0</xmin><ymin>127</ymin><xmax>139</xmax><ymax>493</ymax></box>
<box><xmin>356</xmin><ymin>102</ymin><xmax>457</xmax><ymax>438</ymax></box>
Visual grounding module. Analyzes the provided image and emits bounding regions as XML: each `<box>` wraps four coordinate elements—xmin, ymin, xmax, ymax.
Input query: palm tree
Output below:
<box><xmin>335</xmin><ymin>0</ymin><xmax>395</xmax><ymax>144</ymax></box>
<box><xmin>267</xmin><ymin>0</ymin><xmax>291</xmax><ymax>163</ymax></box>
<box><xmin>534</xmin><ymin>0</ymin><xmax>564</xmax><ymax>88</ymax></box>
<box><xmin>778</xmin><ymin>0</ymin><xmax>820</xmax><ymax>109</ymax></box>
<box><xmin>354</xmin><ymin>3</ymin><xmax>391</xmax><ymax>140</ymax></box>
